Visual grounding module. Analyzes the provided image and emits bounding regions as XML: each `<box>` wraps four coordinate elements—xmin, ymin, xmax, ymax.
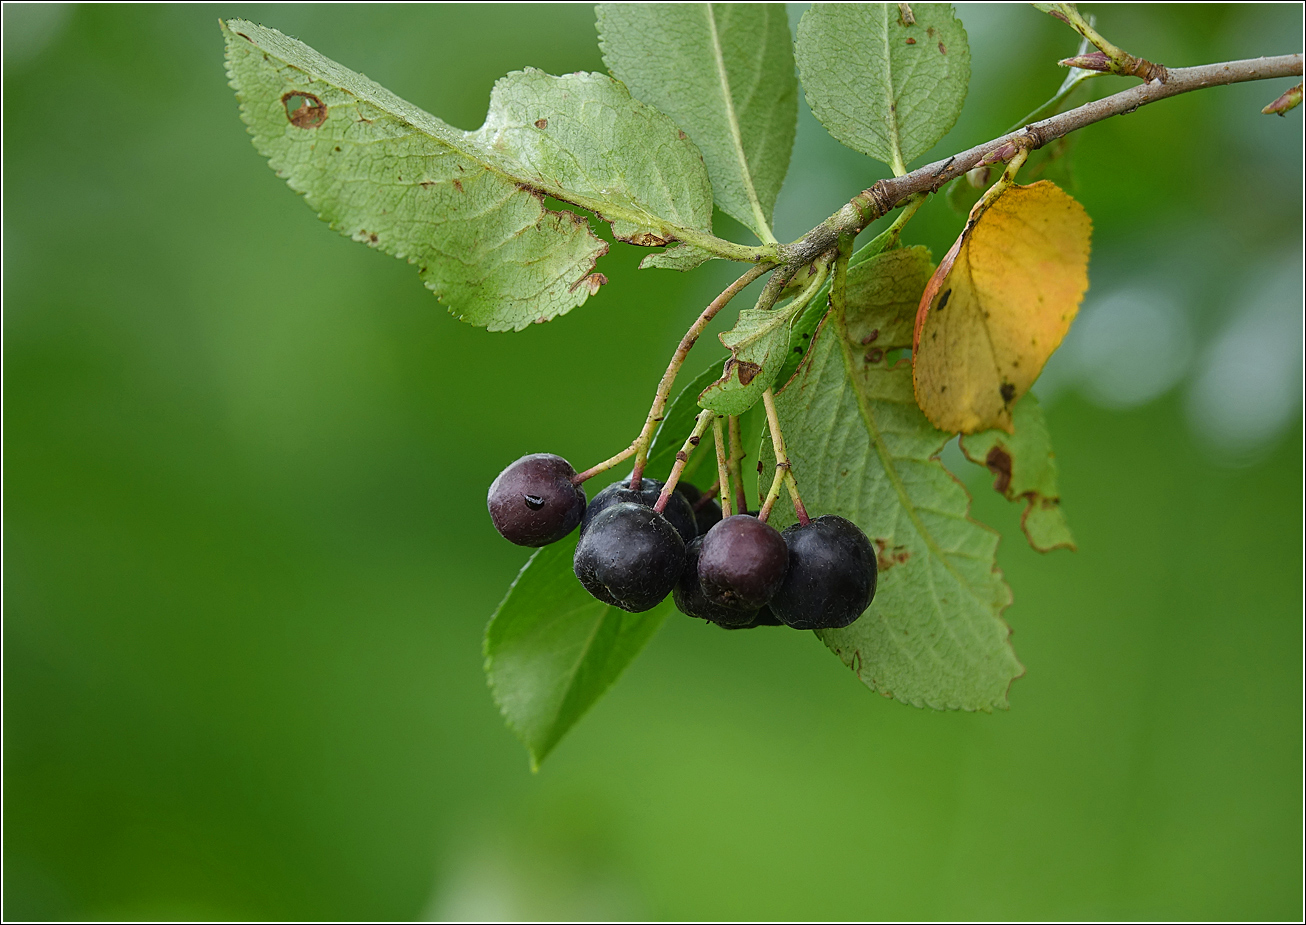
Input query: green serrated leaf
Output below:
<box><xmin>778</xmin><ymin>227</ymin><xmax>913</xmax><ymax>390</ymax></box>
<box><xmin>647</xmin><ymin>363</ymin><xmax>724</xmax><ymax>482</ymax></box>
<box><xmin>598</xmin><ymin>3</ymin><xmax>797</xmax><ymax>241</ymax></box>
<box><xmin>698</xmin><ymin>265</ymin><xmax>830</xmax><ymax>416</ymax></box>
<box><xmin>778</xmin><ymin>284</ymin><xmax>832</xmax><ymax>391</ymax></box>
<box><xmin>764</xmin><ymin>248</ymin><xmax>1022</xmax><ymax>710</ymax></box>
<box><xmin>698</xmin><ymin>305</ymin><xmax>796</xmax><ymax>415</ymax></box>
<box><xmin>960</xmin><ymin>393</ymin><xmax>1076</xmax><ymax>553</ymax></box>
<box><xmin>795</xmin><ymin>3</ymin><xmax>970</xmax><ymax>173</ymax></box>
<box><xmin>471</xmin><ymin>68</ymin><xmax>714</xmax><ymax>244</ymax></box>
<box><xmin>639</xmin><ymin>243</ymin><xmax>716</xmax><ymax>272</ymax></box>
<box><xmin>223</xmin><ymin>20</ymin><xmax>714</xmax><ymax>332</ymax></box>
<box><xmin>844</xmin><ymin>244</ymin><xmax>934</xmax><ymax>348</ymax></box>
<box><xmin>485</xmin><ymin>534</ymin><xmax>668</xmax><ymax>769</ymax></box>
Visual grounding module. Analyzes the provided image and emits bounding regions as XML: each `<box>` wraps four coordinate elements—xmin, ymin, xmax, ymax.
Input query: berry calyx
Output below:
<box><xmin>582</xmin><ymin>474</ymin><xmax>697</xmax><ymax>543</ymax></box>
<box><xmin>487</xmin><ymin>453</ymin><xmax>586</xmax><ymax>547</ymax></box>
<box><xmin>573</xmin><ymin>502</ymin><xmax>685</xmax><ymax>613</ymax></box>
<box><xmin>697</xmin><ymin>514</ymin><xmax>789</xmax><ymax>611</ymax></box>
<box><xmin>672</xmin><ymin>537</ymin><xmax>760</xmax><ymax>628</ymax></box>
<box><xmin>770</xmin><ymin>515</ymin><xmax>877</xmax><ymax>630</ymax></box>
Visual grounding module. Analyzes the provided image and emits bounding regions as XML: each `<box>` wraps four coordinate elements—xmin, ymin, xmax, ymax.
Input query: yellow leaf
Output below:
<box><xmin>912</xmin><ymin>180</ymin><xmax>1091</xmax><ymax>433</ymax></box>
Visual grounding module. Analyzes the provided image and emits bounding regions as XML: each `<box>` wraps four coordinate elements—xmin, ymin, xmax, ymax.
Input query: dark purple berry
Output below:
<box><xmin>697</xmin><ymin>514</ymin><xmax>789</xmax><ymax>611</ymax></box>
<box><xmin>573</xmin><ymin>502</ymin><xmax>685</xmax><ymax>613</ymax></box>
<box><xmin>487</xmin><ymin>453</ymin><xmax>586</xmax><ymax>546</ymax></box>
<box><xmin>673</xmin><ymin>537</ymin><xmax>759</xmax><ymax>628</ymax></box>
<box><xmin>675</xmin><ymin>482</ymin><xmax>723</xmax><ymax>536</ymax></box>
<box><xmin>752</xmin><ymin>606</ymin><xmax>784</xmax><ymax>627</ymax></box>
<box><xmin>717</xmin><ymin>606</ymin><xmax>785</xmax><ymax>631</ymax></box>
<box><xmin>770</xmin><ymin>515</ymin><xmax>877</xmax><ymax>630</ymax></box>
<box><xmin>582</xmin><ymin>474</ymin><xmax>697</xmax><ymax>543</ymax></box>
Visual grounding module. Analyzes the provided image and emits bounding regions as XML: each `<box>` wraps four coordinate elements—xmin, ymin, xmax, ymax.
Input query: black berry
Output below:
<box><xmin>487</xmin><ymin>453</ymin><xmax>586</xmax><ymax>546</ymax></box>
<box><xmin>717</xmin><ymin>606</ymin><xmax>785</xmax><ymax>631</ymax></box>
<box><xmin>697</xmin><ymin>514</ymin><xmax>789</xmax><ymax>611</ymax></box>
<box><xmin>672</xmin><ymin>537</ymin><xmax>759</xmax><ymax>628</ymax></box>
<box><xmin>675</xmin><ymin>482</ymin><xmax>723</xmax><ymax>536</ymax></box>
<box><xmin>582</xmin><ymin>474</ymin><xmax>697</xmax><ymax>543</ymax></box>
<box><xmin>770</xmin><ymin>515</ymin><xmax>877</xmax><ymax>630</ymax></box>
<box><xmin>752</xmin><ymin>606</ymin><xmax>784</xmax><ymax>627</ymax></box>
<box><xmin>573</xmin><ymin>502</ymin><xmax>685</xmax><ymax>612</ymax></box>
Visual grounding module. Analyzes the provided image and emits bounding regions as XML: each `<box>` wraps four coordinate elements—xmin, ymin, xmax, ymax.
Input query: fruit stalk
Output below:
<box><xmin>760</xmin><ymin>388</ymin><xmax>809</xmax><ymax>525</ymax></box>
<box><xmin>654</xmin><ymin>409</ymin><xmax>713</xmax><ymax>514</ymax></box>
<box><xmin>574</xmin><ymin>262</ymin><xmax>772</xmax><ymax>488</ymax></box>
<box><xmin>693</xmin><ymin>479</ymin><xmax>720</xmax><ymax>510</ymax></box>
<box><xmin>727</xmin><ymin>415</ymin><xmax>748</xmax><ymax>514</ymax></box>
<box><xmin>712</xmin><ymin>415</ymin><xmax>735</xmax><ymax>520</ymax></box>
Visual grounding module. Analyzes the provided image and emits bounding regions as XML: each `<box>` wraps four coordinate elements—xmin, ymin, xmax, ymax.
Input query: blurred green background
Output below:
<box><xmin>4</xmin><ymin>3</ymin><xmax>1302</xmax><ymax>920</ymax></box>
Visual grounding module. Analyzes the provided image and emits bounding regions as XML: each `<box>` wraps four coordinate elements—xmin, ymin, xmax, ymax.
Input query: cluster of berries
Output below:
<box><xmin>488</xmin><ymin>454</ymin><xmax>877</xmax><ymax>630</ymax></box>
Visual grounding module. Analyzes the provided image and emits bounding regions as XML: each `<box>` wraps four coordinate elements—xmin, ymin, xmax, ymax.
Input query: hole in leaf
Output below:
<box><xmin>884</xmin><ymin>347</ymin><xmax>912</xmax><ymax>368</ymax></box>
<box><xmin>282</xmin><ymin>92</ymin><xmax>327</xmax><ymax>129</ymax></box>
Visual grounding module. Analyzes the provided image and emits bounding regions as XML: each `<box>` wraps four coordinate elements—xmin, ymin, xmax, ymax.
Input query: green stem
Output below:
<box><xmin>880</xmin><ymin>194</ymin><xmax>925</xmax><ymax>248</ymax></box>
<box><xmin>676</xmin><ymin>226</ymin><xmax>779</xmax><ymax>263</ymax></box>
<box><xmin>1047</xmin><ymin>3</ymin><xmax>1168</xmax><ymax>82</ymax></box>
<box><xmin>576</xmin><ymin>263</ymin><xmax>771</xmax><ymax>487</ymax></box>
<box><xmin>759</xmin><ymin>388</ymin><xmax>808</xmax><ymax>525</ymax></box>
<box><xmin>654</xmin><ymin>409</ymin><xmax>713</xmax><ymax>514</ymax></box>
<box><xmin>1009</xmin><ymin>19</ymin><xmax>1100</xmax><ymax>131</ymax></box>
<box><xmin>727</xmin><ymin>415</ymin><xmax>747</xmax><ymax>514</ymax></box>
<box><xmin>976</xmin><ymin>149</ymin><xmax>1029</xmax><ymax>213</ymax></box>
<box><xmin>694</xmin><ymin>478</ymin><xmax>721</xmax><ymax>510</ymax></box>
<box><xmin>712</xmin><ymin>416</ymin><xmax>734</xmax><ymax>520</ymax></box>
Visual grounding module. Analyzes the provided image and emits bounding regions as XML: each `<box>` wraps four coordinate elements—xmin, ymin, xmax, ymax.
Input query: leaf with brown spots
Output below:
<box><xmin>222</xmin><ymin>19</ymin><xmax>714</xmax><ymax>331</ymax></box>
<box><xmin>960</xmin><ymin>392</ymin><xmax>1075</xmax><ymax>552</ymax></box>
<box><xmin>698</xmin><ymin>302</ymin><xmax>799</xmax><ymax>416</ymax></box>
<box><xmin>796</xmin><ymin>3</ymin><xmax>970</xmax><ymax>174</ymax></box>
<box><xmin>761</xmin><ymin>246</ymin><xmax>1023</xmax><ymax>712</ymax></box>
<box><xmin>700</xmin><ymin>266</ymin><xmax>830</xmax><ymax>415</ymax></box>
<box><xmin>913</xmin><ymin>180</ymin><xmax>1092</xmax><ymax>433</ymax></box>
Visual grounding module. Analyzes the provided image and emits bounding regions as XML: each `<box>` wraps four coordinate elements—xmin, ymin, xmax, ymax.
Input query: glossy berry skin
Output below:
<box><xmin>674</xmin><ymin>482</ymin><xmax>723</xmax><ymax>536</ymax></box>
<box><xmin>673</xmin><ymin>537</ymin><xmax>759</xmax><ymax>628</ymax></box>
<box><xmin>697</xmin><ymin>514</ymin><xmax>789</xmax><ymax>611</ymax></box>
<box><xmin>487</xmin><ymin>453</ymin><xmax>586</xmax><ymax>547</ymax></box>
<box><xmin>581</xmin><ymin>475</ymin><xmax>697</xmax><ymax>544</ymax></box>
<box><xmin>770</xmin><ymin>515</ymin><xmax>877</xmax><ymax>630</ymax></box>
<box><xmin>574</xmin><ymin>502</ymin><xmax>685</xmax><ymax>613</ymax></box>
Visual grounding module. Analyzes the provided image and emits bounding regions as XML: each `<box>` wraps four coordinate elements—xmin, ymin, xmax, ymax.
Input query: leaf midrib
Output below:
<box><xmin>833</xmin><ymin>311</ymin><xmax>974</xmax><ymax>592</ymax></box>
<box><xmin>533</xmin><ymin>601</ymin><xmax>612</xmax><ymax>765</ymax></box>
<box><xmin>878</xmin><ymin>5</ymin><xmax>909</xmax><ymax>177</ymax></box>
<box><xmin>229</xmin><ymin>21</ymin><xmax>737</xmax><ymax>256</ymax></box>
<box><xmin>704</xmin><ymin>3</ymin><xmax>779</xmax><ymax>244</ymax></box>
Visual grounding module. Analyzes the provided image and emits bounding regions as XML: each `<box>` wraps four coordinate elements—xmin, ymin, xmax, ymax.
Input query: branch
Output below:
<box><xmin>783</xmin><ymin>53</ymin><xmax>1303</xmax><ymax>266</ymax></box>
